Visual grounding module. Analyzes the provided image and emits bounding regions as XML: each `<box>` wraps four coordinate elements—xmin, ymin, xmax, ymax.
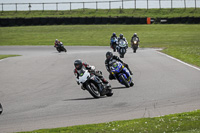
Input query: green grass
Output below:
<box><xmin>0</xmin><ymin>8</ymin><xmax>200</xmax><ymax>18</ymax></box>
<box><xmin>17</xmin><ymin>110</ymin><xmax>200</xmax><ymax>133</ymax></box>
<box><xmin>0</xmin><ymin>55</ymin><xmax>20</xmax><ymax>60</ymax></box>
<box><xmin>0</xmin><ymin>24</ymin><xmax>200</xmax><ymax>67</ymax></box>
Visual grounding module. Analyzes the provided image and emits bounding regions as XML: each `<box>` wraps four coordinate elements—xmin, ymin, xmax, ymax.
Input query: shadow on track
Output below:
<box><xmin>112</xmin><ymin>86</ymin><xmax>128</xmax><ymax>89</ymax></box>
<box><xmin>64</xmin><ymin>97</ymin><xmax>98</xmax><ymax>101</ymax></box>
<box><xmin>64</xmin><ymin>96</ymin><xmax>109</xmax><ymax>101</ymax></box>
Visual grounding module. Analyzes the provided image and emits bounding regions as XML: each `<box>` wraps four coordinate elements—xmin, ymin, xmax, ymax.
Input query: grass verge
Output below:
<box><xmin>0</xmin><ymin>24</ymin><xmax>200</xmax><ymax>67</ymax></box>
<box><xmin>1</xmin><ymin>8</ymin><xmax>200</xmax><ymax>18</ymax></box>
<box><xmin>17</xmin><ymin>109</ymin><xmax>200</xmax><ymax>133</ymax></box>
<box><xmin>0</xmin><ymin>55</ymin><xmax>20</xmax><ymax>60</ymax></box>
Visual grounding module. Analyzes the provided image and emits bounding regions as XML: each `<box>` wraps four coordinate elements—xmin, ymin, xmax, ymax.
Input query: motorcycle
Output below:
<box><xmin>110</xmin><ymin>61</ymin><xmax>134</xmax><ymax>88</ymax></box>
<box><xmin>110</xmin><ymin>37</ymin><xmax>118</xmax><ymax>52</ymax></box>
<box><xmin>78</xmin><ymin>67</ymin><xmax>113</xmax><ymax>98</ymax></box>
<box><xmin>54</xmin><ymin>42</ymin><xmax>67</xmax><ymax>53</ymax></box>
<box><xmin>131</xmin><ymin>37</ymin><xmax>139</xmax><ymax>53</ymax></box>
<box><xmin>0</xmin><ymin>103</ymin><xmax>3</xmax><ymax>115</ymax></box>
<box><xmin>118</xmin><ymin>40</ymin><xmax>127</xmax><ymax>58</ymax></box>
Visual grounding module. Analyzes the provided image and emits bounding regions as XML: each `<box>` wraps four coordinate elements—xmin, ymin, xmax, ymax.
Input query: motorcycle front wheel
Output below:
<box><xmin>0</xmin><ymin>103</ymin><xmax>3</xmax><ymax>115</ymax></box>
<box><xmin>120</xmin><ymin>75</ymin><xmax>130</xmax><ymax>88</ymax></box>
<box><xmin>87</xmin><ymin>82</ymin><xmax>101</xmax><ymax>98</ymax></box>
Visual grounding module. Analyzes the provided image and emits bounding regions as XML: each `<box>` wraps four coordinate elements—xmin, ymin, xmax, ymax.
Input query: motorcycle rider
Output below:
<box><xmin>117</xmin><ymin>34</ymin><xmax>128</xmax><ymax>50</ymax></box>
<box><xmin>105</xmin><ymin>51</ymin><xmax>133</xmax><ymax>80</ymax></box>
<box><xmin>110</xmin><ymin>32</ymin><xmax>118</xmax><ymax>49</ymax></box>
<box><xmin>54</xmin><ymin>39</ymin><xmax>61</xmax><ymax>47</ymax></box>
<box><xmin>74</xmin><ymin>59</ymin><xmax>111</xmax><ymax>90</ymax></box>
<box><xmin>131</xmin><ymin>33</ymin><xmax>140</xmax><ymax>47</ymax></box>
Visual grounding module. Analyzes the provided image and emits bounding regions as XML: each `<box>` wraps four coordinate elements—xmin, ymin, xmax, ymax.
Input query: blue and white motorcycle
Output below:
<box><xmin>110</xmin><ymin>61</ymin><xmax>134</xmax><ymax>88</ymax></box>
<box><xmin>110</xmin><ymin>37</ymin><xmax>118</xmax><ymax>52</ymax></box>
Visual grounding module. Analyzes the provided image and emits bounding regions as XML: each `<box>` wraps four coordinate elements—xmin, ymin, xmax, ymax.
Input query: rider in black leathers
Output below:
<box><xmin>105</xmin><ymin>51</ymin><xmax>133</xmax><ymax>80</ymax></box>
<box><xmin>130</xmin><ymin>33</ymin><xmax>140</xmax><ymax>47</ymax></box>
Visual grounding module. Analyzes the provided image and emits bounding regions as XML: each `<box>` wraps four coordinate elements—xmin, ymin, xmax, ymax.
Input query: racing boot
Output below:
<box><xmin>100</xmin><ymin>78</ymin><xmax>111</xmax><ymax>95</ymax></box>
<box><xmin>129</xmin><ymin>70</ymin><xmax>133</xmax><ymax>75</ymax></box>
<box><xmin>101</xmin><ymin>78</ymin><xmax>111</xmax><ymax>88</ymax></box>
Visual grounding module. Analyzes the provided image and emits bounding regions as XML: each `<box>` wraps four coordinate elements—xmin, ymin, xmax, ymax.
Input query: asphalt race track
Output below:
<box><xmin>0</xmin><ymin>46</ymin><xmax>200</xmax><ymax>133</ymax></box>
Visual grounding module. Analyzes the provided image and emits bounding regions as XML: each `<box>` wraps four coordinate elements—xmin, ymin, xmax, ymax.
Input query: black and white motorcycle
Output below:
<box><xmin>54</xmin><ymin>42</ymin><xmax>67</xmax><ymax>53</ymax></box>
<box><xmin>78</xmin><ymin>67</ymin><xmax>113</xmax><ymax>98</ymax></box>
<box><xmin>117</xmin><ymin>40</ymin><xmax>127</xmax><ymax>58</ymax></box>
<box><xmin>131</xmin><ymin>37</ymin><xmax>139</xmax><ymax>53</ymax></box>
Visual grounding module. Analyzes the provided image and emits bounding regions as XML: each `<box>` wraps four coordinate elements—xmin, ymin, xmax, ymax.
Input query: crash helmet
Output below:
<box><xmin>119</xmin><ymin>34</ymin><xmax>123</xmax><ymax>39</ymax></box>
<box><xmin>112</xmin><ymin>32</ymin><xmax>116</xmax><ymax>36</ymax></box>
<box><xmin>55</xmin><ymin>39</ymin><xmax>58</xmax><ymax>43</ymax></box>
<box><xmin>133</xmin><ymin>33</ymin><xmax>137</xmax><ymax>37</ymax></box>
<box><xmin>74</xmin><ymin>59</ymin><xmax>83</xmax><ymax>70</ymax></box>
<box><xmin>106</xmin><ymin>51</ymin><xmax>113</xmax><ymax>60</ymax></box>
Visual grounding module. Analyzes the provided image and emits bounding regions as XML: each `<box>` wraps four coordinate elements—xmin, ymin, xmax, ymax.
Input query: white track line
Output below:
<box><xmin>0</xmin><ymin>59</ymin><xmax>5</xmax><ymax>62</ymax></box>
<box><xmin>157</xmin><ymin>51</ymin><xmax>200</xmax><ymax>71</ymax></box>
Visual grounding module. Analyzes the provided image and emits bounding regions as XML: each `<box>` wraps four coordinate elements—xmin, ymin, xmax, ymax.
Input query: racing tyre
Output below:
<box><xmin>87</xmin><ymin>82</ymin><xmax>101</xmax><ymax>98</ymax></box>
<box><xmin>120</xmin><ymin>75</ymin><xmax>129</xmax><ymax>88</ymax></box>
<box><xmin>0</xmin><ymin>103</ymin><xmax>3</xmax><ymax>115</ymax></box>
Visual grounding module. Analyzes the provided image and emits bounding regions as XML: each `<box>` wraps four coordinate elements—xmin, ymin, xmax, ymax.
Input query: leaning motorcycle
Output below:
<box><xmin>110</xmin><ymin>37</ymin><xmax>118</xmax><ymax>52</ymax></box>
<box><xmin>131</xmin><ymin>37</ymin><xmax>139</xmax><ymax>53</ymax></box>
<box><xmin>110</xmin><ymin>61</ymin><xmax>134</xmax><ymax>88</ymax></box>
<box><xmin>78</xmin><ymin>67</ymin><xmax>113</xmax><ymax>98</ymax></box>
<box><xmin>55</xmin><ymin>42</ymin><xmax>67</xmax><ymax>53</ymax></box>
<box><xmin>118</xmin><ymin>40</ymin><xmax>127</xmax><ymax>58</ymax></box>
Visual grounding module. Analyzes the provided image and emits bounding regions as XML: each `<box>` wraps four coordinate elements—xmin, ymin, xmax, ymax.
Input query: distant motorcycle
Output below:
<box><xmin>110</xmin><ymin>37</ymin><xmax>118</xmax><ymax>52</ymax></box>
<box><xmin>110</xmin><ymin>61</ymin><xmax>134</xmax><ymax>88</ymax></box>
<box><xmin>118</xmin><ymin>40</ymin><xmax>127</xmax><ymax>58</ymax></box>
<box><xmin>54</xmin><ymin>42</ymin><xmax>67</xmax><ymax>53</ymax></box>
<box><xmin>0</xmin><ymin>103</ymin><xmax>3</xmax><ymax>115</ymax></box>
<box><xmin>78</xmin><ymin>67</ymin><xmax>113</xmax><ymax>98</ymax></box>
<box><xmin>131</xmin><ymin>37</ymin><xmax>139</xmax><ymax>53</ymax></box>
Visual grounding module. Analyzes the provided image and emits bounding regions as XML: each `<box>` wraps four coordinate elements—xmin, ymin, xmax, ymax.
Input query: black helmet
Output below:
<box><xmin>106</xmin><ymin>51</ymin><xmax>113</xmax><ymax>60</ymax></box>
<box><xmin>74</xmin><ymin>59</ymin><xmax>83</xmax><ymax>70</ymax></box>
<box><xmin>119</xmin><ymin>34</ymin><xmax>123</xmax><ymax>39</ymax></box>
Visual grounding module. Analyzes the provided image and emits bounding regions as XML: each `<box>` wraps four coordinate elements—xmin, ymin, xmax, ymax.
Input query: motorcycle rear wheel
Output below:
<box><xmin>63</xmin><ymin>47</ymin><xmax>67</xmax><ymax>52</ymax></box>
<box><xmin>106</xmin><ymin>89</ymin><xmax>113</xmax><ymax>97</ymax></box>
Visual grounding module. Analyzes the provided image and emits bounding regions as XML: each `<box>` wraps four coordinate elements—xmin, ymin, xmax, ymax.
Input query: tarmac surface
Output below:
<box><xmin>0</xmin><ymin>46</ymin><xmax>200</xmax><ymax>133</ymax></box>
